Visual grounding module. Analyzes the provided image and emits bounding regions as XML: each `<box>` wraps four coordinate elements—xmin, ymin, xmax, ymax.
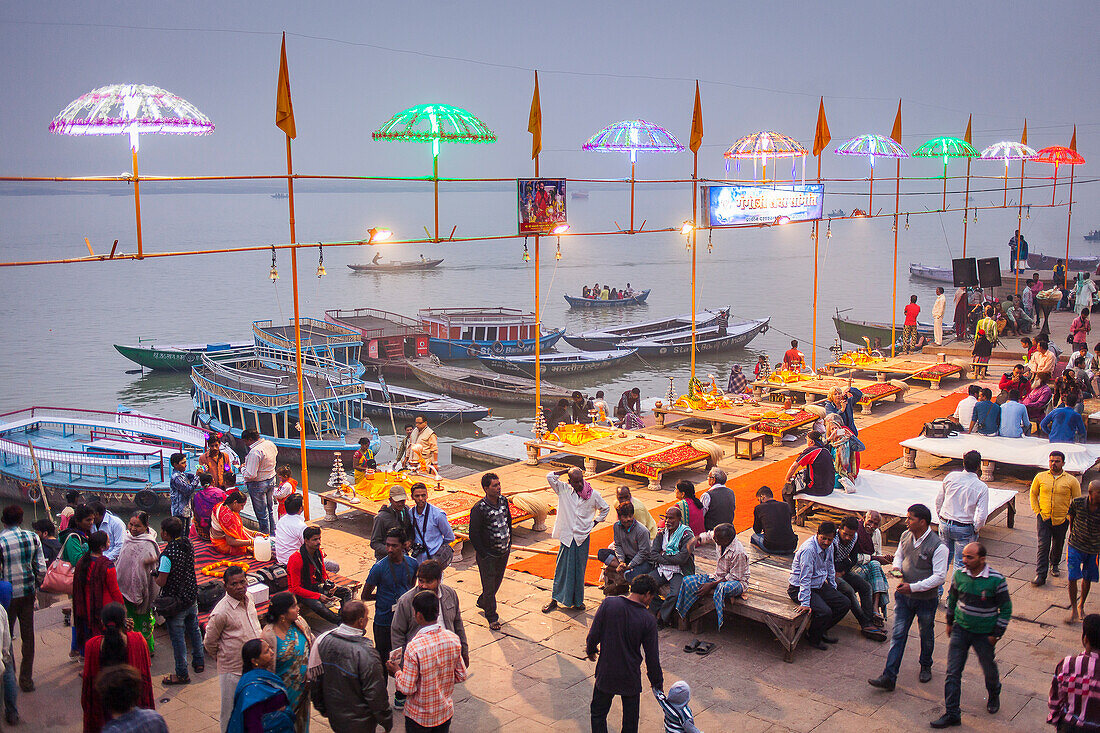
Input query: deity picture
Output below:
<box><xmin>518</xmin><ymin>178</ymin><xmax>567</xmax><ymax>234</ymax></box>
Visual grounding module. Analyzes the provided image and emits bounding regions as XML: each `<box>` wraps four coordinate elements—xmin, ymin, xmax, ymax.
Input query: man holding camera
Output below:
<box><xmin>287</xmin><ymin>526</ymin><xmax>346</xmax><ymax>624</ymax></box>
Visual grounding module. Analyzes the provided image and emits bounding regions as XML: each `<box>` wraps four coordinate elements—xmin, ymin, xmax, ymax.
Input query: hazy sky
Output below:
<box><xmin>1</xmin><ymin>1</ymin><xmax>1097</xmax><ymax>186</ymax></box>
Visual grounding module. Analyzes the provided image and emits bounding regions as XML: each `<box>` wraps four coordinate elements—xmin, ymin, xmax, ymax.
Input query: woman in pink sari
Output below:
<box><xmin>192</xmin><ymin>474</ymin><xmax>228</xmax><ymax>541</ymax></box>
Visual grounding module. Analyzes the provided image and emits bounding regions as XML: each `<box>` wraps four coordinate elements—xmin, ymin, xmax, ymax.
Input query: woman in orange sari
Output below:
<box><xmin>209</xmin><ymin>490</ymin><xmax>255</xmax><ymax>557</ymax></box>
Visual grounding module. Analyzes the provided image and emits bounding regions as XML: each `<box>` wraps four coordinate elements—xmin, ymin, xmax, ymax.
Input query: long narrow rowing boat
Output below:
<box><xmin>564</xmin><ymin>289</ymin><xmax>651</xmax><ymax>308</ymax></box>
<box><xmin>348</xmin><ymin>258</ymin><xmax>444</xmax><ymax>272</ymax></box>
<box><xmin>833</xmin><ymin>310</ymin><xmax>945</xmax><ymax>349</ymax></box>
<box><xmin>562</xmin><ymin>309</ymin><xmax>725</xmax><ymax>351</ymax></box>
<box><xmin>619</xmin><ymin>319</ymin><xmax>769</xmax><ymax>357</ymax></box>
<box><xmin>406</xmin><ymin>359</ymin><xmax>572</xmax><ymax>406</ymax></box>
<box><xmin>475</xmin><ymin>349</ymin><xmax>638</xmax><ymax>378</ymax></box>
<box><xmin>908</xmin><ymin>263</ymin><xmax>954</xmax><ymax>284</ymax></box>
<box><xmin>114</xmin><ymin>341</ymin><xmax>250</xmax><ymax>372</ymax></box>
<box><xmin>355</xmin><ymin>380</ymin><xmax>489</xmax><ymax>422</ymax></box>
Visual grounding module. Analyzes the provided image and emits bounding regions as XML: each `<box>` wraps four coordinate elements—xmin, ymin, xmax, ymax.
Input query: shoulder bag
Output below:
<box><xmin>40</xmin><ymin>555</ymin><xmax>75</xmax><ymax>595</ymax></box>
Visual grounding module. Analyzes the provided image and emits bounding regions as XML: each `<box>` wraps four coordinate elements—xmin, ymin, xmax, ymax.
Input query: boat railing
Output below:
<box><xmin>0</xmin><ymin>435</ymin><xmax>168</xmax><ymax>486</ymax></box>
<box><xmin>417</xmin><ymin>307</ymin><xmax>534</xmax><ymax>327</ymax></box>
<box><xmin>252</xmin><ymin>345</ymin><xmax>360</xmax><ymax>383</ymax></box>
<box><xmin>193</xmin><ymin>353</ymin><xmax>366</xmax><ymax>408</ymax></box>
<box><xmin>0</xmin><ymin>407</ymin><xmax>207</xmax><ymax>448</ymax></box>
<box><xmin>252</xmin><ymin>319</ymin><xmax>361</xmax><ymax>349</ymax></box>
<box><xmin>325</xmin><ymin>308</ymin><xmax>424</xmax><ymax>339</ymax></box>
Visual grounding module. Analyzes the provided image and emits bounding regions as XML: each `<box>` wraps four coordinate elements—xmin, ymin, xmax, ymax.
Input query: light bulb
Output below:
<box><xmin>269</xmin><ymin>265</ymin><xmax>279</xmax><ymax>282</ymax></box>
<box><xmin>316</xmin><ymin>263</ymin><xmax>326</xmax><ymax>278</ymax></box>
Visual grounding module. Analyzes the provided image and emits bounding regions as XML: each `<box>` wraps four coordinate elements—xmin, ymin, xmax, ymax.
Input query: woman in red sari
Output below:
<box><xmin>81</xmin><ymin>602</ymin><xmax>154</xmax><ymax>733</ymax></box>
<box><xmin>210</xmin><ymin>490</ymin><xmax>255</xmax><ymax>557</ymax></box>
<box><xmin>72</xmin><ymin>531</ymin><xmax>125</xmax><ymax>657</ymax></box>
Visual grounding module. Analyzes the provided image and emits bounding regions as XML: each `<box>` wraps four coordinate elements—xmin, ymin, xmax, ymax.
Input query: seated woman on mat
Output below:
<box><xmin>849</xmin><ymin>511</ymin><xmax>894</xmax><ymax>625</ymax></box>
<box><xmin>210</xmin><ymin>490</ymin><xmax>256</xmax><ymax>557</ymax></box>
<box><xmin>193</xmin><ymin>473</ymin><xmax>228</xmax><ymax>541</ymax></box>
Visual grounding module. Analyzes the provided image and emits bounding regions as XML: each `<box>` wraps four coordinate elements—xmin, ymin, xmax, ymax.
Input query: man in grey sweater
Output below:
<box><xmin>597</xmin><ymin>502</ymin><xmax>653</xmax><ymax>579</ymax></box>
<box><xmin>390</xmin><ymin>559</ymin><xmax>469</xmax><ymax>667</ymax></box>
<box><xmin>313</xmin><ymin>601</ymin><xmax>393</xmax><ymax>732</ymax></box>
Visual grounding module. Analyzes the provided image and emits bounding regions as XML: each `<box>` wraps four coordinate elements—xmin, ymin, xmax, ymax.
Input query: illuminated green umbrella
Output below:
<box><xmin>373</xmin><ymin>103</ymin><xmax>496</xmax><ymax>240</ymax></box>
<box><xmin>912</xmin><ymin>136</ymin><xmax>978</xmax><ymax>210</ymax></box>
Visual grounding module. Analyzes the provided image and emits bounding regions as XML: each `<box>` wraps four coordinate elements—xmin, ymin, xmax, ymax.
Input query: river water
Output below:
<box><xmin>0</xmin><ymin>183</ymin><xmax>1091</xmax><ymax>472</ymax></box>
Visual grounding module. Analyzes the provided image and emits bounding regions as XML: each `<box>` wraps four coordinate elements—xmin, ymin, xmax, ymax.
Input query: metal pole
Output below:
<box><xmin>892</xmin><ymin>159</ymin><xmax>901</xmax><ymax>358</ymax></box>
<box><xmin>962</xmin><ymin>158</ymin><xmax>971</xmax><ymax>257</ymax></box>
<box><xmin>1066</xmin><ymin>165</ymin><xmax>1075</xmax><ymax>266</ymax></box>
<box><xmin>942</xmin><ymin>160</ymin><xmax>948</xmax><ymax>211</ymax></box>
<box><xmin>1052</xmin><ymin>164</ymin><xmax>1059</xmax><ymax>207</ymax></box>
<box><xmin>286</xmin><ymin>135</ymin><xmax>310</xmax><ymax>520</ymax></box>
<box><xmin>868</xmin><ymin>161</ymin><xmax>873</xmax><ymax>214</ymax></box>
<box><xmin>811</xmin><ymin>153</ymin><xmax>822</xmax><ymax>371</ymax></box>
<box><xmin>132</xmin><ymin>147</ymin><xmax>144</xmax><ymax>260</ymax></box>
<box><xmin>690</xmin><ymin>150</ymin><xmax>697</xmax><ymax>384</ymax></box>
<box><xmin>434</xmin><ymin>148</ymin><xmax>440</xmax><ymax>241</ymax></box>
<box><xmin>534</xmin><ymin>154</ymin><xmax>541</xmax><ymax>416</ymax></box>
<box><xmin>630</xmin><ymin>157</ymin><xmax>635</xmax><ymax>232</ymax></box>
<box><xmin>1016</xmin><ymin>160</ymin><xmax>1025</xmax><ymax>296</ymax></box>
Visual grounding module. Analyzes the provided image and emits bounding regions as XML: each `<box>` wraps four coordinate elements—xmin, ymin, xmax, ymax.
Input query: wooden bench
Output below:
<box><xmin>676</xmin><ymin>551</ymin><xmax>810</xmax><ymax>662</ymax></box>
<box><xmin>732</xmin><ymin>431</ymin><xmax>767</xmax><ymax>460</ymax></box>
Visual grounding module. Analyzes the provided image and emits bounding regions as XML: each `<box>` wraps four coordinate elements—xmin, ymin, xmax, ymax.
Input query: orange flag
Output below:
<box><xmin>528</xmin><ymin>71</ymin><xmax>542</xmax><ymax>160</ymax></box>
<box><xmin>1070</xmin><ymin>124</ymin><xmax>1078</xmax><ymax>152</ymax></box>
<box><xmin>812</xmin><ymin>97</ymin><xmax>830</xmax><ymax>156</ymax></box>
<box><xmin>1021</xmin><ymin>119</ymin><xmax>1028</xmax><ymax>146</ymax></box>
<box><xmin>689</xmin><ymin>81</ymin><xmax>703</xmax><ymax>154</ymax></box>
<box><xmin>275</xmin><ymin>32</ymin><xmax>296</xmax><ymax>139</ymax></box>
<box><xmin>890</xmin><ymin>100</ymin><xmax>902</xmax><ymax>145</ymax></box>
<box><xmin>964</xmin><ymin>114</ymin><xmax>972</xmax><ymax>146</ymax></box>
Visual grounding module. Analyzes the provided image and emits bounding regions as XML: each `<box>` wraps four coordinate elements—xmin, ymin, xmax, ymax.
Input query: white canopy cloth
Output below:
<box><xmin>900</xmin><ymin>434</ymin><xmax>1100</xmax><ymax>474</ymax></box>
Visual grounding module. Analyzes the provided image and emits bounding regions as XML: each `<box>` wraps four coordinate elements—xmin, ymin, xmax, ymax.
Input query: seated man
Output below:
<box><xmin>751</xmin><ymin>486</ymin><xmax>798</xmax><ymax>555</ymax></box>
<box><xmin>286</xmin><ymin>526</ymin><xmax>345</xmax><ymax>624</ymax></box>
<box><xmin>997</xmin><ymin>364</ymin><xmax>1031</xmax><ymax>403</ymax></box>
<box><xmin>832</xmin><ymin>516</ymin><xmax>888</xmax><ymax>641</ymax></box>
<box><xmin>782</xmin><ymin>432</ymin><xmax>836</xmax><ymax>507</ymax></box>
<box><xmin>1024</xmin><ymin>374</ymin><xmax>1054</xmax><ymax>424</ymax></box>
<box><xmin>1041</xmin><ymin>403</ymin><xmax>1088</xmax><ymax>443</ymax></box>
<box><xmin>953</xmin><ymin>385</ymin><xmax>981</xmax><ymax>428</ymax></box>
<box><xmin>787</xmin><ymin>521</ymin><xmax>851</xmax><ymax>650</ymax></box>
<box><xmin>646</xmin><ymin>506</ymin><xmax>695</xmax><ymax>627</ymax></box>
<box><xmin>615</xmin><ymin>485</ymin><xmax>656</xmax><ymax>538</ymax></box>
<box><xmin>999</xmin><ymin>390</ymin><xmax>1031</xmax><ymax>438</ymax></box>
<box><xmin>596</xmin><ymin>502</ymin><xmax>652</xmax><ymax>595</ymax></box>
<box><xmin>969</xmin><ymin>388</ymin><xmax>1001</xmax><ymax>436</ymax></box>
<box><xmin>848</xmin><ymin>511</ymin><xmax>894</xmax><ymax>623</ymax></box>
<box><xmin>675</xmin><ymin>523</ymin><xmax>748</xmax><ymax>629</ymax></box>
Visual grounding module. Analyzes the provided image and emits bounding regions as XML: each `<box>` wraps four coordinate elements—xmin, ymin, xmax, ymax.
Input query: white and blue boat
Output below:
<box><xmin>252</xmin><ymin>318</ymin><xmax>367</xmax><ymax>376</ymax></box>
<box><xmin>0</xmin><ymin>406</ymin><xmax>207</xmax><ymax>512</ymax></box>
<box><xmin>417</xmin><ymin>307</ymin><xmax>564</xmax><ymax>360</ymax></box>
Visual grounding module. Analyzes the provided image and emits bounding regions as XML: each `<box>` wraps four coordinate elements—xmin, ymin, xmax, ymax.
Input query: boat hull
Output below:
<box><xmin>193</xmin><ymin>412</ymin><xmax>372</xmax><ymax>467</ymax></box>
<box><xmin>114</xmin><ymin>343</ymin><xmax>248</xmax><ymax>372</ymax></box>
<box><xmin>347</xmin><ymin>259</ymin><xmax>444</xmax><ymax>272</ymax></box>
<box><xmin>0</xmin><ymin>472</ymin><xmax>169</xmax><ymax>513</ymax></box>
<box><xmin>833</xmin><ymin>315</ymin><xmax>942</xmax><ymax>349</ymax></box>
<box><xmin>623</xmin><ymin>320</ymin><xmax>769</xmax><ymax>357</ymax></box>
<box><xmin>406</xmin><ymin>360</ymin><xmax>571</xmax><ymax>407</ymax></box>
<box><xmin>476</xmin><ymin>349</ymin><xmax>637</xmax><ymax>378</ymax></box>
<box><xmin>563</xmin><ymin>311</ymin><xmax>723</xmax><ymax>351</ymax></box>
<box><xmin>564</xmin><ymin>290</ymin><xmax>650</xmax><ymax>308</ymax></box>
<box><xmin>1028</xmin><ymin>253</ymin><xmax>1100</xmax><ymax>270</ymax></box>
<box><xmin>428</xmin><ymin>329</ymin><xmax>565</xmax><ymax>360</ymax></box>
<box><xmin>908</xmin><ymin>264</ymin><xmax>954</xmax><ymax>283</ymax></box>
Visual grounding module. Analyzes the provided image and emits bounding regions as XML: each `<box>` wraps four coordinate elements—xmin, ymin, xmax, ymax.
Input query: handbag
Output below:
<box><xmin>40</xmin><ymin>556</ymin><xmax>74</xmax><ymax>595</ymax></box>
<box><xmin>153</xmin><ymin>592</ymin><xmax>188</xmax><ymax>618</ymax></box>
<box><xmin>922</xmin><ymin>418</ymin><xmax>962</xmax><ymax>438</ymax></box>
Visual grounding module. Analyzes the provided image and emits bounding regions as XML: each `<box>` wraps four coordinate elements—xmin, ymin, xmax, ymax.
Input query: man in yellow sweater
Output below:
<box><xmin>1030</xmin><ymin>450</ymin><xmax>1081</xmax><ymax>586</ymax></box>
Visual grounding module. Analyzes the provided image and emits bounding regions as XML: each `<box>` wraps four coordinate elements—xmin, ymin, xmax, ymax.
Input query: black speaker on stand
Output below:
<box><xmin>977</xmin><ymin>257</ymin><xmax>1002</xmax><ymax>289</ymax></box>
<box><xmin>951</xmin><ymin>257</ymin><xmax>978</xmax><ymax>288</ymax></box>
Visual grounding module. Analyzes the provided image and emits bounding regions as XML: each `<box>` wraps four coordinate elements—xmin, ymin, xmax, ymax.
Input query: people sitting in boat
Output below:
<box><xmin>615</xmin><ymin>388</ymin><xmax>643</xmax><ymax>429</ymax></box>
<box><xmin>209</xmin><ymin>489</ymin><xmax>255</xmax><ymax>557</ymax></box>
<box><xmin>372</xmin><ymin>252</ymin><xmax>382</xmax><ymax>265</ymax></box>
<box><xmin>571</xmin><ymin>391</ymin><xmax>593</xmax><ymax>425</ymax></box>
<box><xmin>610</xmin><ymin>289</ymin><xmax>620</xmax><ymax>300</ymax></box>
<box><xmin>419</xmin><ymin>254</ymin><xmax>426</xmax><ymax>262</ymax></box>
<box><xmin>546</xmin><ymin>399</ymin><xmax>570</xmax><ymax>433</ymax></box>
<box><xmin>405</xmin><ymin>415</ymin><xmax>438</xmax><ymax>468</ymax></box>
<box><xmin>782</xmin><ymin>340</ymin><xmax>805</xmax><ymax>372</ymax></box>
<box><xmin>583</xmin><ymin>286</ymin><xmax>592</xmax><ymax>299</ymax></box>
<box><xmin>193</xmin><ymin>473</ymin><xmax>227</xmax><ymax>541</ymax></box>
<box><xmin>624</xmin><ymin>283</ymin><xmax>634</xmax><ymax>297</ymax></box>
<box><xmin>600</xmin><ymin>284</ymin><xmax>610</xmax><ymax>300</ymax></box>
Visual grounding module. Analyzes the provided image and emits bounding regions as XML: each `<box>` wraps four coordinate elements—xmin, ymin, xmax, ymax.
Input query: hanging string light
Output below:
<box><xmin>825</xmin><ymin>220</ymin><xmax>832</xmax><ymax>239</ymax></box>
<box><xmin>269</xmin><ymin>245</ymin><xmax>279</xmax><ymax>282</ymax></box>
<box><xmin>904</xmin><ymin>214</ymin><xmax>910</xmax><ymax>230</ymax></box>
<box><xmin>555</xmin><ymin>238</ymin><xmax>562</xmax><ymax>260</ymax></box>
<box><xmin>316</xmin><ymin>242</ymin><xmax>326</xmax><ymax>278</ymax></box>
<box><xmin>522</xmin><ymin>238</ymin><xmax>530</xmax><ymax>263</ymax></box>
<box><xmin>707</xmin><ymin>227</ymin><xmax>713</xmax><ymax>253</ymax></box>
<box><xmin>1026</xmin><ymin>204</ymin><xmax>1031</xmax><ymax>219</ymax></box>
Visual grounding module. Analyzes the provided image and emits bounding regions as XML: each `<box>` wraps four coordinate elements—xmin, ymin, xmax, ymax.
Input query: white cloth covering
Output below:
<box><xmin>901</xmin><ymin>434</ymin><xmax>1100</xmax><ymax>474</ymax></box>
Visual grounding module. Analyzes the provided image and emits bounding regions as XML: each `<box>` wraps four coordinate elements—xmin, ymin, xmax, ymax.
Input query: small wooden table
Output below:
<box><xmin>652</xmin><ymin>401</ymin><xmax>817</xmax><ymax>440</ymax></box>
<box><xmin>825</xmin><ymin>357</ymin><xmax>965</xmax><ymax>390</ymax></box>
<box><xmin>732</xmin><ymin>432</ymin><xmax>767</xmax><ymax>460</ymax></box>
<box><xmin>752</xmin><ymin>376</ymin><xmax>904</xmax><ymax>414</ymax></box>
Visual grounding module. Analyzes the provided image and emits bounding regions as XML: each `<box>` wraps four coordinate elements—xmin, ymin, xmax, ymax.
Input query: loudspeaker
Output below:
<box><xmin>951</xmin><ymin>257</ymin><xmax>978</xmax><ymax>288</ymax></box>
<box><xmin>977</xmin><ymin>257</ymin><xmax>1002</xmax><ymax>288</ymax></box>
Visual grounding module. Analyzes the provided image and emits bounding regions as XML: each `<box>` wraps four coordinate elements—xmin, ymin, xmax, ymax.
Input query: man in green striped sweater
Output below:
<box><xmin>931</xmin><ymin>541</ymin><xmax>1012</xmax><ymax>728</ymax></box>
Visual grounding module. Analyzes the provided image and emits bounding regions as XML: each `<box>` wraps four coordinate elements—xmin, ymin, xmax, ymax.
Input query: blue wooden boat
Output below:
<box><xmin>417</xmin><ymin>307</ymin><xmax>565</xmax><ymax>360</ymax></box>
<box><xmin>619</xmin><ymin>318</ymin><xmax>770</xmax><ymax>357</ymax></box>
<box><xmin>0</xmin><ymin>406</ymin><xmax>207</xmax><ymax>512</ymax></box>
<box><xmin>563</xmin><ymin>309</ymin><xmax>725</xmax><ymax>351</ymax></box>
<box><xmin>475</xmin><ymin>349</ymin><xmax>638</xmax><ymax>378</ymax></box>
<box><xmin>564</xmin><ymin>289</ymin><xmax>651</xmax><ymax>309</ymax></box>
<box><xmin>252</xmin><ymin>318</ymin><xmax>367</xmax><ymax>376</ymax></box>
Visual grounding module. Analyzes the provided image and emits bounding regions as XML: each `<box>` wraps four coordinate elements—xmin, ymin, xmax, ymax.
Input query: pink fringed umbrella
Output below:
<box><xmin>723</xmin><ymin>131</ymin><xmax>807</xmax><ymax>182</ymax></box>
<box><xmin>1031</xmin><ymin>145</ymin><xmax>1085</xmax><ymax>205</ymax></box>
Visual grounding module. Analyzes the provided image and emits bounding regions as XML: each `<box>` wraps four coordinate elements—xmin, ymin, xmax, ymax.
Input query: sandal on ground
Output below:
<box><xmin>695</xmin><ymin>642</ymin><xmax>718</xmax><ymax>656</ymax></box>
<box><xmin>683</xmin><ymin>639</ymin><xmax>702</xmax><ymax>653</ymax></box>
<box><xmin>488</xmin><ymin>621</ymin><xmax>502</xmax><ymax>631</ymax></box>
<box><xmin>861</xmin><ymin>626</ymin><xmax>888</xmax><ymax>642</ymax></box>
<box><xmin>162</xmin><ymin>675</ymin><xmax>191</xmax><ymax>685</ymax></box>
<box><xmin>541</xmin><ymin>600</ymin><xmax>558</xmax><ymax>614</ymax></box>
<box><xmin>192</xmin><ymin>664</ymin><xmax>205</xmax><ymax>674</ymax></box>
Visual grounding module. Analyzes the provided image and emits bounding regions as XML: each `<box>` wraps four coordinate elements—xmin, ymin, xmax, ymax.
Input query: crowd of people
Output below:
<box><xmin>544</xmin><ymin>387</ymin><xmax>645</xmax><ymax>432</ymax></box>
<box><xmin>580</xmin><ymin>282</ymin><xmax>638</xmax><ymax>300</ymax></box>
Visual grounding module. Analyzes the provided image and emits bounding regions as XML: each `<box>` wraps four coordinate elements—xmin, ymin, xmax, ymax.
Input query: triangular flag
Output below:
<box><xmin>890</xmin><ymin>100</ymin><xmax>902</xmax><ymax>145</ymax></box>
<box><xmin>689</xmin><ymin>81</ymin><xmax>703</xmax><ymax>154</ymax></box>
<box><xmin>275</xmin><ymin>32</ymin><xmax>296</xmax><ymax>139</ymax></box>
<box><xmin>528</xmin><ymin>71</ymin><xmax>542</xmax><ymax>160</ymax></box>
<box><xmin>964</xmin><ymin>114</ymin><xmax>972</xmax><ymax>146</ymax></box>
<box><xmin>1021</xmin><ymin>119</ymin><xmax>1028</xmax><ymax>146</ymax></box>
<box><xmin>1070</xmin><ymin>124</ymin><xmax>1077</xmax><ymax>152</ymax></box>
<box><xmin>812</xmin><ymin>97</ymin><xmax>830</xmax><ymax>156</ymax></box>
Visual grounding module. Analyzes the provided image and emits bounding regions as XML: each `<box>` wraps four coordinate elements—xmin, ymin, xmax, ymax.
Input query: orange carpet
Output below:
<box><xmin>508</xmin><ymin>391</ymin><xmax>965</xmax><ymax>585</ymax></box>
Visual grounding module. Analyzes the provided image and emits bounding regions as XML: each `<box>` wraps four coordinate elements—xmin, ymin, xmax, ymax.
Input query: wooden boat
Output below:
<box><xmin>418</xmin><ymin>307</ymin><xmax>564</xmax><ymax>360</ymax></box>
<box><xmin>114</xmin><ymin>341</ymin><xmax>250</xmax><ymax>372</ymax></box>
<box><xmin>564</xmin><ymin>289</ymin><xmax>651</xmax><ymax>309</ymax></box>
<box><xmin>347</xmin><ymin>258</ymin><xmax>444</xmax><ymax>272</ymax></box>
<box><xmin>475</xmin><ymin>349</ymin><xmax>638</xmax><ymax>378</ymax></box>
<box><xmin>1027</xmin><ymin>252</ymin><xmax>1100</xmax><ymax>270</ymax></box>
<box><xmin>252</xmin><ymin>318</ymin><xmax>366</xmax><ymax>376</ymax></box>
<box><xmin>908</xmin><ymin>263</ymin><xmax>954</xmax><ymax>284</ymax></box>
<box><xmin>325</xmin><ymin>307</ymin><xmax>429</xmax><ymax>377</ymax></box>
<box><xmin>562</xmin><ymin>309</ymin><xmax>726</xmax><ymax>351</ymax></box>
<box><xmin>406</xmin><ymin>359</ymin><xmax>572</xmax><ymax>407</ymax></box>
<box><xmin>832</xmin><ymin>309</ymin><xmax>946</xmax><ymax>350</ymax></box>
<box><xmin>0</xmin><ymin>406</ymin><xmax>207</xmax><ymax>512</ymax></box>
<box><xmin>190</xmin><ymin>349</ymin><xmax>381</xmax><ymax>466</ymax></box>
<box><xmin>619</xmin><ymin>319</ymin><xmax>769</xmax><ymax>357</ymax></box>
<box><xmin>355</xmin><ymin>380</ymin><xmax>489</xmax><ymax>423</ymax></box>
<box><xmin>1085</xmin><ymin>230</ymin><xmax>1100</xmax><ymax>242</ymax></box>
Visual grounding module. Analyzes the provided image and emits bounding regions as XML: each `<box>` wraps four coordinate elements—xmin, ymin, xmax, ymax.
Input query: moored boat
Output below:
<box><xmin>619</xmin><ymin>319</ymin><xmax>769</xmax><ymax>357</ymax></box>
<box><xmin>356</xmin><ymin>380</ymin><xmax>489</xmax><ymax>422</ymax></box>
<box><xmin>114</xmin><ymin>341</ymin><xmax>250</xmax><ymax>372</ymax></box>
<box><xmin>908</xmin><ymin>263</ymin><xmax>954</xmax><ymax>284</ymax></box>
<box><xmin>833</xmin><ymin>309</ymin><xmax>945</xmax><ymax>350</ymax></box>
<box><xmin>475</xmin><ymin>349</ymin><xmax>638</xmax><ymax>378</ymax></box>
<box><xmin>1027</xmin><ymin>252</ymin><xmax>1100</xmax><ymax>271</ymax></box>
<box><xmin>562</xmin><ymin>309</ymin><xmax>726</xmax><ymax>351</ymax></box>
<box><xmin>418</xmin><ymin>307</ymin><xmax>564</xmax><ymax>360</ymax></box>
<box><xmin>0</xmin><ymin>406</ymin><xmax>207</xmax><ymax>511</ymax></box>
<box><xmin>1085</xmin><ymin>230</ymin><xmax>1100</xmax><ymax>242</ymax></box>
<box><xmin>325</xmin><ymin>307</ymin><xmax>429</xmax><ymax>377</ymax></box>
<box><xmin>564</xmin><ymin>289</ymin><xmax>651</xmax><ymax>309</ymax></box>
<box><xmin>348</xmin><ymin>258</ymin><xmax>444</xmax><ymax>272</ymax></box>
<box><xmin>406</xmin><ymin>359</ymin><xmax>572</xmax><ymax>406</ymax></box>
<box><xmin>252</xmin><ymin>318</ymin><xmax>365</xmax><ymax>375</ymax></box>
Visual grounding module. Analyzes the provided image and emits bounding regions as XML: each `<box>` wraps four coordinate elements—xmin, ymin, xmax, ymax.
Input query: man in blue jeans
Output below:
<box><xmin>935</xmin><ymin>450</ymin><xmax>989</xmax><ymax>572</ymax></box>
<box><xmin>157</xmin><ymin>517</ymin><xmax>204</xmax><ymax>684</ymax></box>
<box><xmin>239</xmin><ymin>428</ymin><xmax>278</xmax><ymax>535</ymax></box>
<box><xmin>868</xmin><ymin>504</ymin><xmax>949</xmax><ymax>690</ymax></box>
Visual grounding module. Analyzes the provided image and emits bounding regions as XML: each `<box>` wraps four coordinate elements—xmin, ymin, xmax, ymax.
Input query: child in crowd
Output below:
<box><xmin>653</xmin><ymin>680</ymin><xmax>702</xmax><ymax>733</ymax></box>
<box><xmin>58</xmin><ymin>490</ymin><xmax>82</xmax><ymax>532</ymax></box>
<box><xmin>273</xmin><ymin>465</ymin><xmax>297</xmax><ymax>519</ymax></box>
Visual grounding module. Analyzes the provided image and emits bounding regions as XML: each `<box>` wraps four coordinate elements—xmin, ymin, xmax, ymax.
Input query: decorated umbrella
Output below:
<box><xmin>583</xmin><ymin>119</ymin><xmax>682</xmax><ymax>232</ymax></box>
<box><xmin>980</xmin><ymin>141</ymin><xmax>1036</xmax><ymax>207</ymax></box>
<box><xmin>911</xmin><ymin>136</ymin><xmax>978</xmax><ymax>210</ymax></box>
<box><xmin>49</xmin><ymin>83</ymin><xmax>214</xmax><ymax>258</ymax></box>
<box><xmin>373</xmin><ymin>103</ymin><xmax>496</xmax><ymax>241</ymax></box>
<box><xmin>723</xmin><ymin>130</ymin><xmax>807</xmax><ymax>183</ymax></box>
<box><xmin>833</xmin><ymin>134</ymin><xmax>908</xmax><ymax>215</ymax></box>
<box><xmin>1032</xmin><ymin>145</ymin><xmax>1085</xmax><ymax>206</ymax></box>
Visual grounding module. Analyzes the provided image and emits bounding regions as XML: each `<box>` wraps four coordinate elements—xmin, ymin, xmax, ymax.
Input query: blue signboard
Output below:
<box><xmin>705</xmin><ymin>184</ymin><xmax>825</xmax><ymax>226</ymax></box>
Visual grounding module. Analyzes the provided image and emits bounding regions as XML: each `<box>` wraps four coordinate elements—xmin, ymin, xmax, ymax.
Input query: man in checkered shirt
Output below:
<box><xmin>0</xmin><ymin>506</ymin><xmax>45</xmax><ymax>695</ymax></box>
<box><xmin>388</xmin><ymin>591</ymin><xmax>467</xmax><ymax>732</ymax></box>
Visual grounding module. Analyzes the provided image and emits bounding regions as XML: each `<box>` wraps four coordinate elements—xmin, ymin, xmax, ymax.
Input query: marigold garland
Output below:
<box><xmin>200</xmin><ymin>560</ymin><xmax>249</xmax><ymax>577</ymax></box>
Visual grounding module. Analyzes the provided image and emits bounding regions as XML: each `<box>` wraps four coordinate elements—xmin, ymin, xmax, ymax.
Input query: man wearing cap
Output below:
<box><xmin>370</xmin><ymin>485</ymin><xmax>415</xmax><ymax>559</ymax></box>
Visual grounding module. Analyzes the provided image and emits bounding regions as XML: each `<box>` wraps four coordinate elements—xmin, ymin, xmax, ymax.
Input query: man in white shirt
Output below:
<box><xmin>932</xmin><ymin>287</ymin><xmax>947</xmax><ymax>346</ymax></box>
<box><xmin>868</xmin><ymin>503</ymin><xmax>948</xmax><ymax>690</ymax></box>
<box><xmin>239</xmin><ymin>428</ymin><xmax>279</xmax><ymax>535</ymax></box>
<box><xmin>952</xmin><ymin>385</ymin><xmax>981</xmax><ymax>429</ymax></box>
<box><xmin>935</xmin><ymin>450</ymin><xmax>990</xmax><ymax>571</ymax></box>
<box><xmin>90</xmin><ymin>502</ymin><xmax>126</xmax><ymax>562</ymax></box>
<box><xmin>542</xmin><ymin>468</ymin><xmax>610</xmax><ymax>614</ymax></box>
<box><xmin>274</xmin><ymin>494</ymin><xmax>307</xmax><ymax>565</ymax></box>
<box><xmin>1028</xmin><ymin>340</ymin><xmax>1057</xmax><ymax>380</ymax></box>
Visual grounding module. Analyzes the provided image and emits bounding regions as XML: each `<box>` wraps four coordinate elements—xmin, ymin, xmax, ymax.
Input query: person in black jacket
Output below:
<box><xmin>369</xmin><ymin>485</ymin><xmax>414</xmax><ymax>559</ymax></box>
<box><xmin>468</xmin><ymin>473</ymin><xmax>512</xmax><ymax>631</ymax></box>
<box><xmin>751</xmin><ymin>486</ymin><xmax>798</xmax><ymax>555</ymax></box>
